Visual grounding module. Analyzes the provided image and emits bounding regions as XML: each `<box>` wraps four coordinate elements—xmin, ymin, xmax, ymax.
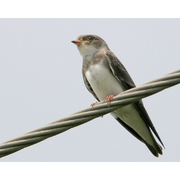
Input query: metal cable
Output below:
<box><xmin>0</xmin><ymin>69</ymin><xmax>180</xmax><ymax>158</ymax></box>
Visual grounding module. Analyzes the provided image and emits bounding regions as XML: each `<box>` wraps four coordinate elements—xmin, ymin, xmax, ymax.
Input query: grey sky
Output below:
<box><xmin>0</xmin><ymin>19</ymin><xmax>180</xmax><ymax>161</ymax></box>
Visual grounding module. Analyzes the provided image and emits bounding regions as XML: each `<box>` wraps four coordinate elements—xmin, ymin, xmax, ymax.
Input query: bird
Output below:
<box><xmin>71</xmin><ymin>34</ymin><xmax>164</xmax><ymax>157</ymax></box>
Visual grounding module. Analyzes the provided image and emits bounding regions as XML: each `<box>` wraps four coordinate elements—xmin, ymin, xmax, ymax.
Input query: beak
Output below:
<box><xmin>71</xmin><ymin>40</ymin><xmax>82</xmax><ymax>44</ymax></box>
<box><xmin>71</xmin><ymin>40</ymin><xmax>90</xmax><ymax>45</ymax></box>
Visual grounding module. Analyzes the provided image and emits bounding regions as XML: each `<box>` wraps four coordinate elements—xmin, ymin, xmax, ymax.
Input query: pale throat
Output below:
<box><xmin>78</xmin><ymin>44</ymin><xmax>108</xmax><ymax>58</ymax></box>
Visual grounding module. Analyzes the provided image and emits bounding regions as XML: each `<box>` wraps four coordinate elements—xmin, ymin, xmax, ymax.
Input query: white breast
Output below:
<box><xmin>85</xmin><ymin>62</ymin><xmax>124</xmax><ymax>101</ymax></box>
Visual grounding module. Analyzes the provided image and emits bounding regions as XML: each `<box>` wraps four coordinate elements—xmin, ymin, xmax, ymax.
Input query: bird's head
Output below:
<box><xmin>72</xmin><ymin>35</ymin><xmax>109</xmax><ymax>57</ymax></box>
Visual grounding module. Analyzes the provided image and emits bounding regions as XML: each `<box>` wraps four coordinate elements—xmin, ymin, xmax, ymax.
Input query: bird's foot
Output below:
<box><xmin>91</xmin><ymin>102</ymin><xmax>98</xmax><ymax>107</ymax></box>
<box><xmin>106</xmin><ymin>95</ymin><xmax>115</xmax><ymax>103</ymax></box>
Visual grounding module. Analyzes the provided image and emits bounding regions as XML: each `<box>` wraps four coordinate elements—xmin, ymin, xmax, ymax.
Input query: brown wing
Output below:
<box><xmin>105</xmin><ymin>50</ymin><xmax>164</xmax><ymax>147</ymax></box>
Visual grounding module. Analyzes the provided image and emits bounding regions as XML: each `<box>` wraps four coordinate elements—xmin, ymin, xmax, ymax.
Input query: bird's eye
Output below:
<box><xmin>87</xmin><ymin>36</ymin><xmax>93</xmax><ymax>41</ymax></box>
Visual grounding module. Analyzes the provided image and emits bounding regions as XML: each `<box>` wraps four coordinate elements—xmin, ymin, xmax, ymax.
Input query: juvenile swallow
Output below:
<box><xmin>72</xmin><ymin>34</ymin><xmax>164</xmax><ymax>157</ymax></box>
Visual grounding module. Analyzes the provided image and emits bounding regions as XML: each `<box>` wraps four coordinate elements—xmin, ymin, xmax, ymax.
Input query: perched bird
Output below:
<box><xmin>72</xmin><ymin>34</ymin><xmax>164</xmax><ymax>157</ymax></box>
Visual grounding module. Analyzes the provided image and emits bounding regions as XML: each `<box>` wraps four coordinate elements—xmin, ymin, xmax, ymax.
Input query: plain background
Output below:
<box><xmin>0</xmin><ymin>18</ymin><xmax>180</xmax><ymax>162</ymax></box>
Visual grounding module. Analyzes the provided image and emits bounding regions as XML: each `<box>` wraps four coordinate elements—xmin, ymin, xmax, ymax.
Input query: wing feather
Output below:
<box><xmin>105</xmin><ymin>50</ymin><xmax>164</xmax><ymax>147</ymax></box>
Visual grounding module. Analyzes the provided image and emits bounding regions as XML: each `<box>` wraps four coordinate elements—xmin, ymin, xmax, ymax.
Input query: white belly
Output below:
<box><xmin>85</xmin><ymin>63</ymin><xmax>124</xmax><ymax>101</ymax></box>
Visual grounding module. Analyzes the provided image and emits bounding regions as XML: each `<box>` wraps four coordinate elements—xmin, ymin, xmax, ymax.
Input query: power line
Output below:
<box><xmin>0</xmin><ymin>69</ymin><xmax>180</xmax><ymax>158</ymax></box>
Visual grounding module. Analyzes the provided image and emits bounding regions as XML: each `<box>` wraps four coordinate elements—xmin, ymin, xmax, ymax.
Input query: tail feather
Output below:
<box><xmin>145</xmin><ymin>142</ymin><xmax>163</xmax><ymax>157</ymax></box>
<box><xmin>115</xmin><ymin>117</ymin><xmax>163</xmax><ymax>157</ymax></box>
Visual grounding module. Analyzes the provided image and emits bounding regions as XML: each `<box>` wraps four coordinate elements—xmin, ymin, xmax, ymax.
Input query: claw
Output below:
<box><xmin>106</xmin><ymin>95</ymin><xmax>115</xmax><ymax>103</ymax></box>
<box><xmin>91</xmin><ymin>102</ymin><xmax>98</xmax><ymax>107</ymax></box>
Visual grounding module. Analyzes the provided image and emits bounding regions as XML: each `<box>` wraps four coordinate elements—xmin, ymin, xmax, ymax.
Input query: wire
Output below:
<box><xmin>0</xmin><ymin>69</ymin><xmax>180</xmax><ymax>158</ymax></box>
